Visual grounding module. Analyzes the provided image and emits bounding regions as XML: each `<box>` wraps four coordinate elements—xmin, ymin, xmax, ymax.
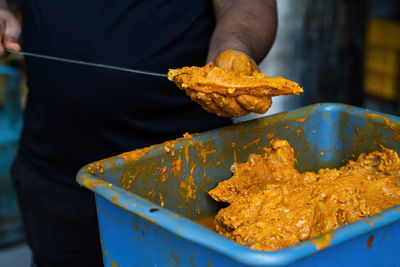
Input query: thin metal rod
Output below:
<box><xmin>7</xmin><ymin>50</ymin><xmax>167</xmax><ymax>78</ymax></box>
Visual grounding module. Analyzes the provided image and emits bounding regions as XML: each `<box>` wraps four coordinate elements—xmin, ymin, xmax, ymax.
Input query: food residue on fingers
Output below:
<box><xmin>168</xmin><ymin>49</ymin><xmax>303</xmax><ymax>117</ymax></box>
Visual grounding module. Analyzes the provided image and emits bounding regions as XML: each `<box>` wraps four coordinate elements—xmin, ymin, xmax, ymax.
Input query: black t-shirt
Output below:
<box><xmin>20</xmin><ymin>0</ymin><xmax>231</xmax><ymax>185</ymax></box>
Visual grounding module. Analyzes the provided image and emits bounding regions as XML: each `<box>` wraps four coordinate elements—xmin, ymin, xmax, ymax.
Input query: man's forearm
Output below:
<box><xmin>207</xmin><ymin>0</ymin><xmax>277</xmax><ymax>63</ymax></box>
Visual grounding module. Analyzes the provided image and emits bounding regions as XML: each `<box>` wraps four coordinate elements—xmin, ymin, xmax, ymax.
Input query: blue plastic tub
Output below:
<box><xmin>77</xmin><ymin>103</ymin><xmax>400</xmax><ymax>266</ymax></box>
<box><xmin>0</xmin><ymin>65</ymin><xmax>23</xmax><ymax>246</ymax></box>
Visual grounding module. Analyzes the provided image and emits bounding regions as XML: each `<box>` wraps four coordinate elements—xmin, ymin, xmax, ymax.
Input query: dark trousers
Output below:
<box><xmin>11</xmin><ymin>155</ymin><xmax>104</xmax><ymax>267</ymax></box>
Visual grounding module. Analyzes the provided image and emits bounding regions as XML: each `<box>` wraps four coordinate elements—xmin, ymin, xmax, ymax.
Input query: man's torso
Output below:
<box><xmin>20</xmin><ymin>0</ymin><xmax>230</xmax><ymax>184</ymax></box>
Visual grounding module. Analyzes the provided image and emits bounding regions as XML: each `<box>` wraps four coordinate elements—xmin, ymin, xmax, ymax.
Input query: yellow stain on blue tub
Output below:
<box><xmin>310</xmin><ymin>232</ymin><xmax>334</xmax><ymax>250</ymax></box>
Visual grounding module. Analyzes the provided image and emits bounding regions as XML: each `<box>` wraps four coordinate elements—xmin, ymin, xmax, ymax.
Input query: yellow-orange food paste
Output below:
<box><xmin>207</xmin><ymin>139</ymin><xmax>400</xmax><ymax>251</ymax></box>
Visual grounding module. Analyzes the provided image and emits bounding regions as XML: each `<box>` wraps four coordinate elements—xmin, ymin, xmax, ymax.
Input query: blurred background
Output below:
<box><xmin>237</xmin><ymin>0</ymin><xmax>400</xmax><ymax>121</ymax></box>
<box><xmin>0</xmin><ymin>0</ymin><xmax>399</xmax><ymax>266</ymax></box>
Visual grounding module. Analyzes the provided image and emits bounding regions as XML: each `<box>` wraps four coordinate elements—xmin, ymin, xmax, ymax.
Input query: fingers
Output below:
<box><xmin>4</xmin><ymin>15</ymin><xmax>20</xmax><ymax>40</ymax></box>
<box><xmin>185</xmin><ymin>88</ymin><xmax>254</xmax><ymax>117</ymax></box>
<box><xmin>4</xmin><ymin>39</ymin><xmax>20</xmax><ymax>51</ymax></box>
<box><xmin>3</xmin><ymin>13</ymin><xmax>21</xmax><ymax>53</ymax></box>
<box><xmin>0</xmin><ymin>10</ymin><xmax>21</xmax><ymax>57</ymax></box>
<box><xmin>210</xmin><ymin>93</ymin><xmax>249</xmax><ymax>117</ymax></box>
<box><xmin>184</xmin><ymin>86</ymin><xmax>274</xmax><ymax>117</ymax></box>
<box><xmin>185</xmin><ymin>89</ymin><xmax>232</xmax><ymax>117</ymax></box>
<box><xmin>237</xmin><ymin>95</ymin><xmax>272</xmax><ymax>114</ymax></box>
<box><xmin>184</xmin><ymin>88</ymin><xmax>272</xmax><ymax>117</ymax></box>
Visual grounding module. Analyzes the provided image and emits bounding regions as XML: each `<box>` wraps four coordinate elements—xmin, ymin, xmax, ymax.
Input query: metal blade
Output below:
<box><xmin>7</xmin><ymin>50</ymin><xmax>167</xmax><ymax>78</ymax></box>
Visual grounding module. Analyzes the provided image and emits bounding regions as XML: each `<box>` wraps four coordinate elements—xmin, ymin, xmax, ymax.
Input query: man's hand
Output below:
<box><xmin>186</xmin><ymin>49</ymin><xmax>272</xmax><ymax>117</ymax></box>
<box><xmin>0</xmin><ymin>2</ymin><xmax>21</xmax><ymax>57</ymax></box>
<box><xmin>191</xmin><ymin>0</ymin><xmax>277</xmax><ymax>117</ymax></box>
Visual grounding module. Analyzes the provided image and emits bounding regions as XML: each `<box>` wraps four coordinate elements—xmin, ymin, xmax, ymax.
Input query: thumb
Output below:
<box><xmin>214</xmin><ymin>49</ymin><xmax>259</xmax><ymax>75</ymax></box>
